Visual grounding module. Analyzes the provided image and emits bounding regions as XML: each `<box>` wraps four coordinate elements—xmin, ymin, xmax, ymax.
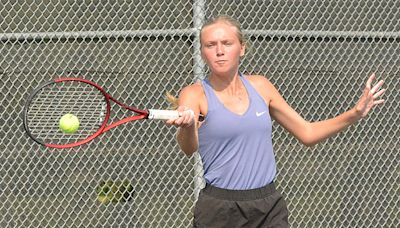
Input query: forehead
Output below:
<box><xmin>200</xmin><ymin>22</ymin><xmax>239</xmax><ymax>41</ymax></box>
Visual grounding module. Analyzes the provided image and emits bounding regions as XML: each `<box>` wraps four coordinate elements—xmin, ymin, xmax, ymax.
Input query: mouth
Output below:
<box><xmin>215</xmin><ymin>60</ymin><xmax>227</xmax><ymax>64</ymax></box>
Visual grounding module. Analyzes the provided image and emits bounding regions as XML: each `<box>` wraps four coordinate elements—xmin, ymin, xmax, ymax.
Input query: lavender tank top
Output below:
<box><xmin>198</xmin><ymin>74</ymin><xmax>276</xmax><ymax>190</ymax></box>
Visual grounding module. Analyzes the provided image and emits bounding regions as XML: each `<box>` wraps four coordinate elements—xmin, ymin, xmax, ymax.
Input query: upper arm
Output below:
<box><xmin>178</xmin><ymin>83</ymin><xmax>204</xmax><ymax>122</ymax></box>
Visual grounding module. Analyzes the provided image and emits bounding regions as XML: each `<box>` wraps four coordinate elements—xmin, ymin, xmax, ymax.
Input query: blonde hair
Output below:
<box><xmin>200</xmin><ymin>15</ymin><xmax>246</xmax><ymax>47</ymax></box>
<box><xmin>165</xmin><ymin>91</ymin><xmax>178</xmax><ymax>110</ymax></box>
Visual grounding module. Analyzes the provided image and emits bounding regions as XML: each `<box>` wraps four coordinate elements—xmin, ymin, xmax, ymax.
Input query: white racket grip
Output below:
<box><xmin>148</xmin><ymin>109</ymin><xmax>180</xmax><ymax>120</ymax></box>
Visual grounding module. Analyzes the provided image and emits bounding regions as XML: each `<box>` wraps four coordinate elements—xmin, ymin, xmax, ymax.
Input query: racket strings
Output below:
<box><xmin>27</xmin><ymin>81</ymin><xmax>107</xmax><ymax>145</ymax></box>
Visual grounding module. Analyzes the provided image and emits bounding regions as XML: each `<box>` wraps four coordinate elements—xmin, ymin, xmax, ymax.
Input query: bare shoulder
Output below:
<box><xmin>179</xmin><ymin>82</ymin><xmax>208</xmax><ymax>116</ymax></box>
<box><xmin>245</xmin><ymin>74</ymin><xmax>273</xmax><ymax>86</ymax></box>
<box><xmin>179</xmin><ymin>82</ymin><xmax>204</xmax><ymax>98</ymax></box>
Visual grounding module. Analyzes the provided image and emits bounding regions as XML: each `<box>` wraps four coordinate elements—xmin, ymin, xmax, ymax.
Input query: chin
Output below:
<box><xmin>211</xmin><ymin>67</ymin><xmax>237</xmax><ymax>75</ymax></box>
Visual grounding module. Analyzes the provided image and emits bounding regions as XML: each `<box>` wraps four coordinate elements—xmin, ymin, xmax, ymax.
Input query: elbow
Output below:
<box><xmin>177</xmin><ymin>137</ymin><xmax>198</xmax><ymax>157</ymax></box>
<box><xmin>301</xmin><ymin>139</ymin><xmax>318</xmax><ymax>147</ymax></box>
<box><xmin>297</xmin><ymin>123</ymin><xmax>318</xmax><ymax>147</ymax></box>
<box><xmin>298</xmin><ymin>132</ymin><xmax>325</xmax><ymax>147</ymax></box>
<box><xmin>177</xmin><ymin>128</ymin><xmax>199</xmax><ymax>157</ymax></box>
<box><xmin>181</xmin><ymin>145</ymin><xmax>198</xmax><ymax>157</ymax></box>
<box><xmin>182</xmin><ymin>150</ymin><xmax>197</xmax><ymax>157</ymax></box>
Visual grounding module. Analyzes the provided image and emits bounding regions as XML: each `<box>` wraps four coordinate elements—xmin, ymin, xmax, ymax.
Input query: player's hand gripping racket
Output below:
<box><xmin>23</xmin><ymin>78</ymin><xmax>180</xmax><ymax>149</ymax></box>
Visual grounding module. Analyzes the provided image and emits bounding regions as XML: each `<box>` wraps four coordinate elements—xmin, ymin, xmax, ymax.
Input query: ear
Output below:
<box><xmin>239</xmin><ymin>43</ymin><xmax>246</xmax><ymax>57</ymax></box>
<box><xmin>200</xmin><ymin>47</ymin><xmax>207</xmax><ymax>61</ymax></box>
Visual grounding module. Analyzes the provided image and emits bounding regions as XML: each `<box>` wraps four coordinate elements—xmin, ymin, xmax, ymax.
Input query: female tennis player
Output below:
<box><xmin>166</xmin><ymin>15</ymin><xmax>386</xmax><ymax>227</ymax></box>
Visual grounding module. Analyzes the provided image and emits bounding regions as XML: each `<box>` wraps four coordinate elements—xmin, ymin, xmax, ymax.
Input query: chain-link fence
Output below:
<box><xmin>1</xmin><ymin>0</ymin><xmax>399</xmax><ymax>227</ymax></box>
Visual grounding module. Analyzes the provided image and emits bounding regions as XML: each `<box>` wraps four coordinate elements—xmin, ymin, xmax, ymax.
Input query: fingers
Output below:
<box><xmin>370</xmin><ymin>79</ymin><xmax>385</xmax><ymax>94</ymax></box>
<box><xmin>362</xmin><ymin>73</ymin><xmax>386</xmax><ymax>109</ymax></box>
<box><xmin>374</xmin><ymin>99</ymin><xmax>385</xmax><ymax>105</ymax></box>
<box><xmin>177</xmin><ymin>109</ymin><xmax>195</xmax><ymax>126</ymax></box>
<box><xmin>373</xmin><ymin>88</ymin><xmax>386</xmax><ymax>99</ymax></box>
<box><xmin>165</xmin><ymin>106</ymin><xmax>195</xmax><ymax>128</ymax></box>
<box><xmin>365</xmin><ymin>73</ymin><xmax>375</xmax><ymax>90</ymax></box>
<box><xmin>365</xmin><ymin>73</ymin><xmax>386</xmax><ymax>98</ymax></box>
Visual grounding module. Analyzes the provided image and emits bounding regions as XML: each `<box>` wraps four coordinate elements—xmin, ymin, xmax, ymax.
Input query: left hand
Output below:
<box><xmin>354</xmin><ymin>73</ymin><xmax>386</xmax><ymax>118</ymax></box>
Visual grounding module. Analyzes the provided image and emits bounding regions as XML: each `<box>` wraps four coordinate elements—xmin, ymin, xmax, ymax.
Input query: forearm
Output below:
<box><xmin>305</xmin><ymin>108</ymin><xmax>362</xmax><ymax>146</ymax></box>
<box><xmin>177</xmin><ymin>123</ymin><xmax>198</xmax><ymax>156</ymax></box>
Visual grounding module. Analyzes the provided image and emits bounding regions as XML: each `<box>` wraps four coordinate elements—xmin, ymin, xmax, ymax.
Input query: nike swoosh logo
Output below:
<box><xmin>256</xmin><ymin>111</ymin><xmax>267</xmax><ymax>117</ymax></box>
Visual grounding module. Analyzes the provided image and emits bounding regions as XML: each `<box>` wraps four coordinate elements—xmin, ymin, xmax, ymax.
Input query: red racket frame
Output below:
<box><xmin>23</xmin><ymin>78</ymin><xmax>152</xmax><ymax>149</ymax></box>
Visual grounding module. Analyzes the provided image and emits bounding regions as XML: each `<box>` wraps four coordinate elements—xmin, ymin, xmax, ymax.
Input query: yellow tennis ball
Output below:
<box><xmin>59</xmin><ymin>113</ymin><xmax>80</xmax><ymax>134</ymax></box>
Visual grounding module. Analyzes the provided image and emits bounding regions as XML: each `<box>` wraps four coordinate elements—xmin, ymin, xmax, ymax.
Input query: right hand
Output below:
<box><xmin>166</xmin><ymin>106</ymin><xmax>195</xmax><ymax>128</ymax></box>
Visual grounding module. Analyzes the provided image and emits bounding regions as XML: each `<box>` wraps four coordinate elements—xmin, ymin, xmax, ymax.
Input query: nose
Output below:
<box><xmin>216</xmin><ymin>43</ymin><xmax>224</xmax><ymax>56</ymax></box>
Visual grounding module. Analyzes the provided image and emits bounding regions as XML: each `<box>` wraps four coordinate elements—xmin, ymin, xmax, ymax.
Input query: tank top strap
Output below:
<box><xmin>201</xmin><ymin>79</ymin><xmax>220</xmax><ymax>111</ymax></box>
<box><xmin>239</xmin><ymin>73</ymin><xmax>258</xmax><ymax>99</ymax></box>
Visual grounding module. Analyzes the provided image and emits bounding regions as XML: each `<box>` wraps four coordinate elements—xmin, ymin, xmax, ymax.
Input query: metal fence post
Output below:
<box><xmin>192</xmin><ymin>0</ymin><xmax>206</xmax><ymax>202</ymax></box>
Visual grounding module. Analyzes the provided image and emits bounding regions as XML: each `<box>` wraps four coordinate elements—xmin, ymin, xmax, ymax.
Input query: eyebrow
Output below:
<box><xmin>204</xmin><ymin>39</ymin><xmax>235</xmax><ymax>44</ymax></box>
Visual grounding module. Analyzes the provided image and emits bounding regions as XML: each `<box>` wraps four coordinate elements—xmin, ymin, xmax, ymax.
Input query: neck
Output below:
<box><xmin>208</xmin><ymin>71</ymin><xmax>243</xmax><ymax>95</ymax></box>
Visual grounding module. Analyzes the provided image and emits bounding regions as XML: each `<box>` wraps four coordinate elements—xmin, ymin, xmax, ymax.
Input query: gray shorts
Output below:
<box><xmin>193</xmin><ymin>182</ymin><xmax>289</xmax><ymax>228</ymax></box>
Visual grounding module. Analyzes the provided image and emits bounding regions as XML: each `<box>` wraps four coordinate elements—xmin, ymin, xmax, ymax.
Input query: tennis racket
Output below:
<box><xmin>23</xmin><ymin>77</ymin><xmax>180</xmax><ymax>149</ymax></box>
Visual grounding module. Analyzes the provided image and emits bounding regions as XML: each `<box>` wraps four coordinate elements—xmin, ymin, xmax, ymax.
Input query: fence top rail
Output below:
<box><xmin>1</xmin><ymin>29</ymin><xmax>399</xmax><ymax>42</ymax></box>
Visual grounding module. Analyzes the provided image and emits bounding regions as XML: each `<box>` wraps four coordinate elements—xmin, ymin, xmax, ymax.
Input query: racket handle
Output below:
<box><xmin>148</xmin><ymin>109</ymin><xmax>180</xmax><ymax>120</ymax></box>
